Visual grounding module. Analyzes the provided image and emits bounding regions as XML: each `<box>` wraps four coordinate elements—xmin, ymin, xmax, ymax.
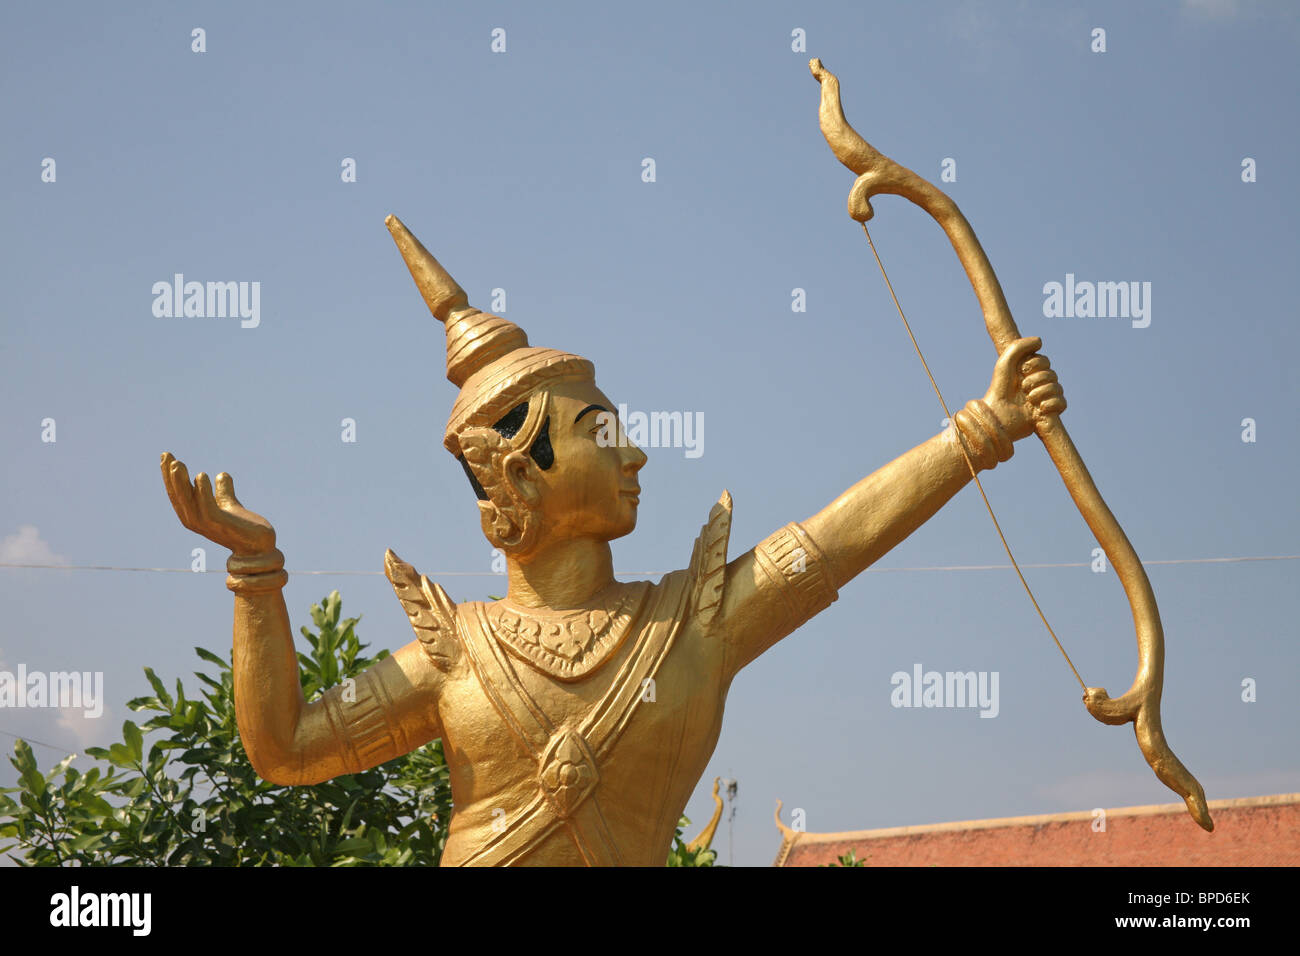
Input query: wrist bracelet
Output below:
<box><xmin>226</xmin><ymin>548</ymin><xmax>287</xmax><ymax>594</ymax></box>
<box><xmin>227</xmin><ymin>548</ymin><xmax>285</xmax><ymax>575</ymax></box>
<box><xmin>226</xmin><ymin>568</ymin><xmax>289</xmax><ymax>594</ymax></box>
<box><xmin>953</xmin><ymin>400</ymin><xmax>1014</xmax><ymax>472</ymax></box>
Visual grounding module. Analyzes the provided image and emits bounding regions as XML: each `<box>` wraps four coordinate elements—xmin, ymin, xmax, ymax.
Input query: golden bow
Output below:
<box><xmin>810</xmin><ymin>59</ymin><xmax>1212</xmax><ymax>831</ymax></box>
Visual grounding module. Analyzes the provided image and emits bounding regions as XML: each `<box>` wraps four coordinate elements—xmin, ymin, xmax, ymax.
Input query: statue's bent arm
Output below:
<box><xmin>160</xmin><ymin>452</ymin><xmax>443</xmax><ymax>786</ymax></box>
<box><xmin>232</xmin><ymin>584</ymin><xmax>443</xmax><ymax>786</ymax></box>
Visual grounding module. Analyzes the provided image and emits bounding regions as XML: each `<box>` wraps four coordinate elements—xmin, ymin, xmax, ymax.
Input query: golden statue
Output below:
<box><xmin>159</xmin><ymin>62</ymin><xmax>1211</xmax><ymax>866</ymax></box>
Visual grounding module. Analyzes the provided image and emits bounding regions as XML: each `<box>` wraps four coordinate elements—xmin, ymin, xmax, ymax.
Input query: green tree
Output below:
<box><xmin>0</xmin><ymin>592</ymin><xmax>450</xmax><ymax>866</ymax></box>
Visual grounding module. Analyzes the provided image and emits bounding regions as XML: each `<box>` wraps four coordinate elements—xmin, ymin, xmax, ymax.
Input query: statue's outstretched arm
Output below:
<box><xmin>718</xmin><ymin>337</ymin><xmax>1064</xmax><ymax>673</ymax></box>
<box><xmin>161</xmin><ymin>453</ymin><xmax>442</xmax><ymax>785</ymax></box>
<box><xmin>803</xmin><ymin>336</ymin><xmax>1063</xmax><ymax>589</ymax></box>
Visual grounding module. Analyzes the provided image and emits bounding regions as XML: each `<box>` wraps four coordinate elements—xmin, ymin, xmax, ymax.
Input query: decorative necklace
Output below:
<box><xmin>487</xmin><ymin>581</ymin><xmax>651</xmax><ymax>681</ymax></box>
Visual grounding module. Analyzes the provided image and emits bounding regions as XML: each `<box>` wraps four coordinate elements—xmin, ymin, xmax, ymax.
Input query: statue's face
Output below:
<box><xmin>529</xmin><ymin>379</ymin><xmax>646</xmax><ymax>547</ymax></box>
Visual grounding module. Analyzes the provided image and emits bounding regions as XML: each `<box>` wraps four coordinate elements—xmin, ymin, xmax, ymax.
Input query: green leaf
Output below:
<box><xmin>194</xmin><ymin>647</ymin><xmax>228</xmax><ymax>669</ymax></box>
<box><xmin>18</xmin><ymin>767</ymin><xmax>46</xmax><ymax>798</ymax></box>
<box><xmin>10</xmin><ymin>739</ymin><xmax>37</xmax><ymax>776</ymax></box>
<box><xmin>52</xmin><ymin>754</ymin><xmax>77</xmax><ymax>778</ymax></box>
<box><xmin>331</xmin><ymin>838</ymin><xmax>376</xmax><ymax>855</ymax></box>
<box><xmin>80</xmin><ymin>796</ymin><xmax>116</xmax><ymax>819</ymax></box>
<box><xmin>107</xmin><ymin>743</ymin><xmax>134</xmax><ymax>769</ymax></box>
<box><xmin>123</xmin><ymin>720</ymin><xmax>144</xmax><ymax>762</ymax></box>
<box><xmin>144</xmin><ymin>667</ymin><xmax>174</xmax><ymax>707</ymax></box>
<box><xmin>68</xmin><ymin>832</ymin><xmax>106</xmax><ymax>852</ymax></box>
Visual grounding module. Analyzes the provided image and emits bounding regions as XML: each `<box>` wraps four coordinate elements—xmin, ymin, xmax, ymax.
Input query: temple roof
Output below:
<box><xmin>772</xmin><ymin>792</ymin><xmax>1300</xmax><ymax>866</ymax></box>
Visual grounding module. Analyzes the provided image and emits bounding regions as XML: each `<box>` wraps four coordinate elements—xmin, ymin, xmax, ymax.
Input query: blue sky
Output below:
<box><xmin>2</xmin><ymin>0</ymin><xmax>1297</xmax><ymax>866</ymax></box>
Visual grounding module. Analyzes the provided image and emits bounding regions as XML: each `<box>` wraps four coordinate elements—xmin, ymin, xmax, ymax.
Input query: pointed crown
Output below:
<box><xmin>385</xmin><ymin>214</ymin><xmax>594</xmax><ymax>457</ymax></box>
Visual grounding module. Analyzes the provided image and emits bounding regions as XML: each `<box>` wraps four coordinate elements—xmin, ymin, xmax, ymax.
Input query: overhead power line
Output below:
<box><xmin>1</xmin><ymin>554</ymin><xmax>1297</xmax><ymax>577</ymax></box>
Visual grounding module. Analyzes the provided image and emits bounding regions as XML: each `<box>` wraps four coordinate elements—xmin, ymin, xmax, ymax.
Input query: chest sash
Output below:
<box><xmin>453</xmin><ymin>571</ymin><xmax>692</xmax><ymax>866</ymax></box>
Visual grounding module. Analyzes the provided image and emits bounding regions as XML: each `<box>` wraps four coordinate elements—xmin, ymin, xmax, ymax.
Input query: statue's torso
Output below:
<box><xmin>435</xmin><ymin>572</ymin><xmax>731</xmax><ymax>866</ymax></box>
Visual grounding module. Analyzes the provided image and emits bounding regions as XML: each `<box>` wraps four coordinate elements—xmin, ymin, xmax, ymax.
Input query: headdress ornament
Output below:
<box><xmin>385</xmin><ymin>214</ymin><xmax>594</xmax><ymax>458</ymax></box>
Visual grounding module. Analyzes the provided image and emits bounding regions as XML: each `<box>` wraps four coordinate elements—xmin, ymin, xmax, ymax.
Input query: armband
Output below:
<box><xmin>753</xmin><ymin>522</ymin><xmax>839</xmax><ymax>629</ymax></box>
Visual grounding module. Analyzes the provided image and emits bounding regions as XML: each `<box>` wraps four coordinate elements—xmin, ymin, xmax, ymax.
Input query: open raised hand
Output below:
<box><xmin>160</xmin><ymin>452</ymin><xmax>276</xmax><ymax>558</ymax></box>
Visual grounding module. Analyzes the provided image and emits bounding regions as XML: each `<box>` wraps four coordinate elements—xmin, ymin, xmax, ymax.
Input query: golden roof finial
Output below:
<box><xmin>686</xmin><ymin>777</ymin><xmax>726</xmax><ymax>852</ymax></box>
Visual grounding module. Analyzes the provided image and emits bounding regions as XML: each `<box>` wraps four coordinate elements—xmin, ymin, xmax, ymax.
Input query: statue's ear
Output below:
<box><xmin>503</xmin><ymin>449</ymin><xmax>541</xmax><ymax>507</ymax></box>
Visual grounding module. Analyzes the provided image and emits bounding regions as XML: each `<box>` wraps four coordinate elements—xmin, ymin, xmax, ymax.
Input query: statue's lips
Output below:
<box><xmin>619</xmin><ymin>488</ymin><xmax>640</xmax><ymax>505</ymax></box>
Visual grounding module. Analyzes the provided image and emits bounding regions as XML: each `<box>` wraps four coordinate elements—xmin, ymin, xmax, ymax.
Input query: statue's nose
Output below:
<box><xmin>622</xmin><ymin>441</ymin><xmax>647</xmax><ymax>473</ymax></box>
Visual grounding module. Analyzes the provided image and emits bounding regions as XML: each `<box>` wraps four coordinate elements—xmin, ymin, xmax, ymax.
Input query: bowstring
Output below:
<box><xmin>861</xmin><ymin>222</ymin><xmax>1087</xmax><ymax>693</ymax></box>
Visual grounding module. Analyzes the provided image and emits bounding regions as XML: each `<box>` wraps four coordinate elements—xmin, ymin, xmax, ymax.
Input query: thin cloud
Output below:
<box><xmin>0</xmin><ymin>525</ymin><xmax>67</xmax><ymax>566</ymax></box>
<box><xmin>55</xmin><ymin>705</ymin><xmax>113</xmax><ymax>751</ymax></box>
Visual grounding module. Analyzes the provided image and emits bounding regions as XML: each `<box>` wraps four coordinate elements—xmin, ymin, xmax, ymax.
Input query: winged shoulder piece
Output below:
<box><xmin>688</xmin><ymin>490</ymin><xmax>733</xmax><ymax>628</ymax></box>
<box><xmin>384</xmin><ymin>549</ymin><xmax>460</xmax><ymax>671</ymax></box>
